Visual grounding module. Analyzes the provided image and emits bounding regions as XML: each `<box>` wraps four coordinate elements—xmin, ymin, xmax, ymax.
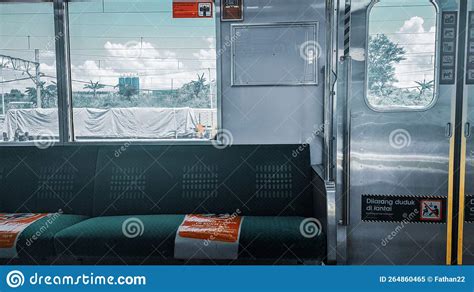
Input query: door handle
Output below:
<box><xmin>465</xmin><ymin>122</ymin><xmax>471</xmax><ymax>138</ymax></box>
<box><xmin>446</xmin><ymin>123</ymin><xmax>452</xmax><ymax>138</ymax></box>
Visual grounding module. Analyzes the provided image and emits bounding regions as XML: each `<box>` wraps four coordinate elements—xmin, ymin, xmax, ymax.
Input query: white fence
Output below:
<box><xmin>194</xmin><ymin>108</ymin><xmax>218</xmax><ymax>130</ymax></box>
<box><xmin>1</xmin><ymin>107</ymin><xmax>217</xmax><ymax>142</ymax></box>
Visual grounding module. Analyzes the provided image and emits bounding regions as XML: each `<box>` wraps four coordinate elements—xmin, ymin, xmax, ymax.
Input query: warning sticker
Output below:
<box><xmin>174</xmin><ymin>214</ymin><xmax>243</xmax><ymax>260</ymax></box>
<box><xmin>420</xmin><ymin>199</ymin><xmax>442</xmax><ymax>222</ymax></box>
<box><xmin>361</xmin><ymin>195</ymin><xmax>446</xmax><ymax>224</ymax></box>
<box><xmin>178</xmin><ymin>214</ymin><xmax>242</xmax><ymax>242</ymax></box>
<box><xmin>0</xmin><ymin>213</ymin><xmax>49</xmax><ymax>258</ymax></box>
<box><xmin>465</xmin><ymin>195</ymin><xmax>474</xmax><ymax>223</ymax></box>
<box><xmin>173</xmin><ymin>0</ymin><xmax>213</xmax><ymax>18</ymax></box>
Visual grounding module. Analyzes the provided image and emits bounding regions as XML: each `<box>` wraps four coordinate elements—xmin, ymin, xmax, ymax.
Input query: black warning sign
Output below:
<box><xmin>362</xmin><ymin>195</ymin><xmax>446</xmax><ymax>224</ymax></box>
<box><xmin>465</xmin><ymin>195</ymin><xmax>474</xmax><ymax>223</ymax></box>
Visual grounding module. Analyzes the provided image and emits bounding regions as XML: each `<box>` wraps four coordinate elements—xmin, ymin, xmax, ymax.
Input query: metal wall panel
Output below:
<box><xmin>231</xmin><ymin>23</ymin><xmax>319</xmax><ymax>86</ymax></box>
<box><xmin>342</xmin><ymin>0</ymin><xmax>458</xmax><ymax>265</ymax></box>
<box><xmin>220</xmin><ymin>0</ymin><xmax>326</xmax><ymax>165</ymax></box>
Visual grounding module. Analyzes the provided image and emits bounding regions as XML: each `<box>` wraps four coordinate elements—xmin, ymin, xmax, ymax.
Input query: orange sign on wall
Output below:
<box><xmin>173</xmin><ymin>0</ymin><xmax>213</xmax><ymax>19</ymax></box>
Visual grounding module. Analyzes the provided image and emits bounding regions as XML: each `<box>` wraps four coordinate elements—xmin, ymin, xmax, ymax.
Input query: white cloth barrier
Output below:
<box><xmin>3</xmin><ymin>107</ymin><xmax>200</xmax><ymax>140</ymax></box>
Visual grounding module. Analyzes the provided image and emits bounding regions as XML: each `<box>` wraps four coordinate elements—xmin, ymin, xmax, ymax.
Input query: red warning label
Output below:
<box><xmin>420</xmin><ymin>199</ymin><xmax>443</xmax><ymax>221</ymax></box>
<box><xmin>173</xmin><ymin>0</ymin><xmax>213</xmax><ymax>18</ymax></box>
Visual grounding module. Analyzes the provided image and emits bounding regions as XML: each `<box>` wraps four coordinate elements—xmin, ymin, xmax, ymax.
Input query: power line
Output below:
<box><xmin>0</xmin><ymin>77</ymin><xmax>32</xmax><ymax>84</ymax></box>
<box><xmin>81</xmin><ymin>68</ymin><xmax>217</xmax><ymax>71</ymax></box>
<box><xmin>0</xmin><ymin>20</ymin><xmax>215</xmax><ymax>29</ymax></box>
<box><xmin>70</xmin><ymin>54</ymin><xmax>216</xmax><ymax>61</ymax></box>
<box><xmin>0</xmin><ymin>35</ymin><xmax>216</xmax><ymax>39</ymax></box>
<box><xmin>0</xmin><ymin>47</ymin><xmax>217</xmax><ymax>51</ymax></box>
<box><xmin>369</xmin><ymin>32</ymin><xmax>435</xmax><ymax>35</ymax></box>
<box><xmin>0</xmin><ymin>11</ymin><xmax>174</xmax><ymax>16</ymax></box>
<box><xmin>370</xmin><ymin>18</ymin><xmax>435</xmax><ymax>23</ymax></box>
<box><xmin>373</xmin><ymin>5</ymin><xmax>434</xmax><ymax>8</ymax></box>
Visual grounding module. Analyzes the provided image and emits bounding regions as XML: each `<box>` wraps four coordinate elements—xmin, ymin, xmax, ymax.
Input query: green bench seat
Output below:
<box><xmin>14</xmin><ymin>214</ymin><xmax>88</xmax><ymax>258</ymax></box>
<box><xmin>54</xmin><ymin>215</ymin><xmax>324</xmax><ymax>261</ymax></box>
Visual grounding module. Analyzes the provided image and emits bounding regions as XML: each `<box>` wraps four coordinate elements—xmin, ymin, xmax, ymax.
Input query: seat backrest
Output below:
<box><xmin>0</xmin><ymin>144</ymin><xmax>313</xmax><ymax>217</ymax></box>
<box><xmin>92</xmin><ymin>145</ymin><xmax>313</xmax><ymax>217</ymax></box>
<box><xmin>0</xmin><ymin>147</ymin><xmax>98</xmax><ymax>216</ymax></box>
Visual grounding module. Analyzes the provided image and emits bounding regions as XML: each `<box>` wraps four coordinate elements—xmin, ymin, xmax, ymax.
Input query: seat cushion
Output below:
<box><xmin>15</xmin><ymin>214</ymin><xmax>88</xmax><ymax>258</ymax></box>
<box><xmin>54</xmin><ymin>215</ymin><xmax>324</xmax><ymax>261</ymax></box>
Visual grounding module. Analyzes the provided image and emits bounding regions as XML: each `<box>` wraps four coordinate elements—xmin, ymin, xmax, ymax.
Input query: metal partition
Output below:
<box><xmin>338</xmin><ymin>0</ymin><xmax>461</xmax><ymax>265</ymax></box>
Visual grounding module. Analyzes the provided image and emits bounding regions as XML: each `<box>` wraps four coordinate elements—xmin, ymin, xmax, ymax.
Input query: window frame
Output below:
<box><xmin>0</xmin><ymin>0</ymin><xmax>222</xmax><ymax>146</ymax></box>
<box><xmin>363</xmin><ymin>0</ymin><xmax>441</xmax><ymax>113</ymax></box>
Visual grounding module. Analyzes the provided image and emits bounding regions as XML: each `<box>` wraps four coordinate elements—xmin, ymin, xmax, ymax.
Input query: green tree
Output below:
<box><xmin>25</xmin><ymin>87</ymin><xmax>38</xmax><ymax>105</ymax></box>
<box><xmin>368</xmin><ymin>34</ymin><xmax>406</xmax><ymax>95</ymax></box>
<box><xmin>42</xmin><ymin>82</ymin><xmax>57</xmax><ymax>108</ymax></box>
<box><xmin>8</xmin><ymin>89</ymin><xmax>24</xmax><ymax>100</ymax></box>
<box><xmin>172</xmin><ymin>74</ymin><xmax>211</xmax><ymax>108</ymax></box>
<box><xmin>116</xmin><ymin>83</ymin><xmax>138</xmax><ymax>100</ymax></box>
<box><xmin>192</xmin><ymin>73</ymin><xmax>206</xmax><ymax>99</ymax></box>
<box><xmin>414</xmin><ymin>79</ymin><xmax>434</xmax><ymax>96</ymax></box>
<box><xmin>84</xmin><ymin>81</ymin><xmax>106</xmax><ymax>99</ymax></box>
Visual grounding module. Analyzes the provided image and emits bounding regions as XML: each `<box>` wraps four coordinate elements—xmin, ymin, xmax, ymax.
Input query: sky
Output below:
<box><xmin>0</xmin><ymin>0</ymin><xmax>436</xmax><ymax>93</ymax></box>
<box><xmin>369</xmin><ymin>0</ymin><xmax>437</xmax><ymax>89</ymax></box>
<box><xmin>0</xmin><ymin>0</ymin><xmax>217</xmax><ymax>93</ymax></box>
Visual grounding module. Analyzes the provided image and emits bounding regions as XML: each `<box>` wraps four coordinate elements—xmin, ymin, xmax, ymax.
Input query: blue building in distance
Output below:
<box><xmin>118</xmin><ymin>76</ymin><xmax>140</xmax><ymax>92</ymax></box>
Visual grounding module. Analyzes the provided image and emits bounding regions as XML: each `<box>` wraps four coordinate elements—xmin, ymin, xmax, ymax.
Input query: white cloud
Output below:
<box><xmin>71</xmin><ymin>40</ymin><xmax>215</xmax><ymax>91</ymax></box>
<box><xmin>390</xmin><ymin>16</ymin><xmax>436</xmax><ymax>88</ymax></box>
<box><xmin>192</xmin><ymin>37</ymin><xmax>216</xmax><ymax>81</ymax></box>
<box><xmin>0</xmin><ymin>39</ymin><xmax>217</xmax><ymax>93</ymax></box>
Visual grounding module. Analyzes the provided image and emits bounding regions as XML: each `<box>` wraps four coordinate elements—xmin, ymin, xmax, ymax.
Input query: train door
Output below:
<box><xmin>342</xmin><ymin>0</ymin><xmax>462</xmax><ymax>264</ymax></box>
<box><xmin>461</xmin><ymin>0</ymin><xmax>474</xmax><ymax>266</ymax></box>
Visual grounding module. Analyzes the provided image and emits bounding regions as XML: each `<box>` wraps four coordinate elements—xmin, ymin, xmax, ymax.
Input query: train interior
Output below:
<box><xmin>0</xmin><ymin>0</ymin><xmax>473</xmax><ymax>265</ymax></box>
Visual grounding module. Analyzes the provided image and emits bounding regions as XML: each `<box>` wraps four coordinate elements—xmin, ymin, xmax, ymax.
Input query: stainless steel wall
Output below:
<box><xmin>462</xmin><ymin>0</ymin><xmax>474</xmax><ymax>266</ymax></box>
<box><xmin>219</xmin><ymin>0</ymin><xmax>326</xmax><ymax>165</ymax></box>
<box><xmin>337</xmin><ymin>0</ymin><xmax>458</xmax><ymax>265</ymax></box>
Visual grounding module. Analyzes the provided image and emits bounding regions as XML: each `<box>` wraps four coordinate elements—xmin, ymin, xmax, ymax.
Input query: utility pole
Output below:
<box><xmin>208</xmin><ymin>68</ymin><xmax>213</xmax><ymax>109</ymax></box>
<box><xmin>35</xmin><ymin>49</ymin><xmax>41</xmax><ymax>108</ymax></box>
<box><xmin>0</xmin><ymin>54</ymin><xmax>40</xmax><ymax>111</ymax></box>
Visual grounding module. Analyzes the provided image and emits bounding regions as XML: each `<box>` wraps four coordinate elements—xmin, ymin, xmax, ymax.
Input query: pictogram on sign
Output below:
<box><xmin>173</xmin><ymin>0</ymin><xmax>213</xmax><ymax>19</ymax></box>
<box><xmin>420</xmin><ymin>199</ymin><xmax>442</xmax><ymax>221</ymax></box>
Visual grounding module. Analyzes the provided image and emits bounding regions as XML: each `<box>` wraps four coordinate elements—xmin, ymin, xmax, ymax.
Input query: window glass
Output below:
<box><xmin>68</xmin><ymin>0</ymin><xmax>217</xmax><ymax>140</ymax></box>
<box><xmin>367</xmin><ymin>0</ymin><xmax>437</xmax><ymax>110</ymax></box>
<box><xmin>0</xmin><ymin>2</ymin><xmax>59</xmax><ymax>143</ymax></box>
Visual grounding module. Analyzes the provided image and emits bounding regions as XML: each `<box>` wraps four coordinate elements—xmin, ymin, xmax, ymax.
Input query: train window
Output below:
<box><xmin>0</xmin><ymin>2</ymin><xmax>59</xmax><ymax>144</ymax></box>
<box><xmin>366</xmin><ymin>0</ymin><xmax>437</xmax><ymax>110</ymax></box>
<box><xmin>68</xmin><ymin>0</ymin><xmax>217</xmax><ymax>141</ymax></box>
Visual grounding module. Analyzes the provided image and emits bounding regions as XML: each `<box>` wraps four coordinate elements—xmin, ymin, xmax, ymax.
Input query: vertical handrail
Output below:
<box><xmin>324</xmin><ymin>0</ymin><xmax>337</xmax><ymax>181</ymax></box>
<box><xmin>341</xmin><ymin>55</ymin><xmax>351</xmax><ymax>226</ymax></box>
